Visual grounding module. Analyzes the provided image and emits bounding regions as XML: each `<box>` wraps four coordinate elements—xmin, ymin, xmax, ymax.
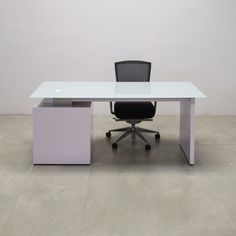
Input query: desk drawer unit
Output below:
<box><xmin>33</xmin><ymin>101</ymin><xmax>91</xmax><ymax>164</ymax></box>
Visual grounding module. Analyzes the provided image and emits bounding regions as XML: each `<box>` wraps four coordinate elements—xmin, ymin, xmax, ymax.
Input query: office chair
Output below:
<box><xmin>106</xmin><ymin>60</ymin><xmax>160</xmax><ymax>150</ymax></box>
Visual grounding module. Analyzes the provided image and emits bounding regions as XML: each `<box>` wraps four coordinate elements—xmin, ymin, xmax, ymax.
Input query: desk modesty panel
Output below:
<box><xmin>30</xmin><ymin>81</ymin><xmax>206</xmax><ymax>100</ymax></box>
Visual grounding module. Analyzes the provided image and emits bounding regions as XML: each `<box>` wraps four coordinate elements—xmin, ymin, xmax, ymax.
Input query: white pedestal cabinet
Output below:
<box><xmin>33</xmin><ymin>100</ymin><xmax>91</xmax><ymax>164</ymax></box>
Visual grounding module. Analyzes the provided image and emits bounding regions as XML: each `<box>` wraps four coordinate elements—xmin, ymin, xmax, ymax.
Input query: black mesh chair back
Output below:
<box><xmin>115</xmin><ymin>61</ymin><xmax>151</xmax><ymax>82</ymax></box>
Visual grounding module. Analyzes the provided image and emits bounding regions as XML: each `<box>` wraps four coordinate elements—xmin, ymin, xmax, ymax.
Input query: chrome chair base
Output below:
<box><xmin>106</xmin><ymin>121</ymin><xmax>160</xmax><ymax>150</ymax></box>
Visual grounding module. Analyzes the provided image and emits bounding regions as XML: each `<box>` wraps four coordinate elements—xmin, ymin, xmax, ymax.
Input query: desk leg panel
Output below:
<box><xmin>179</xmin><ymin>98</ymin><xmax>195</xmax><ymax>165</ymax></box>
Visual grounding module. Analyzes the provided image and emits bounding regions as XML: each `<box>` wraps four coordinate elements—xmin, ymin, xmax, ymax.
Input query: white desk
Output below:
<box><xmin>31</xmin><ymin>81</ymin><xmax>206</xmax><ymax>165</ymax></box>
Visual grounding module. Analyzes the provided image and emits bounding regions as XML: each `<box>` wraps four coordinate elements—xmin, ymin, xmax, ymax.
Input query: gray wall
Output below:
<box><xmin>1</xmin><ymin>0</ymin><xmax>236</xmax><ymax>115</ymax></box>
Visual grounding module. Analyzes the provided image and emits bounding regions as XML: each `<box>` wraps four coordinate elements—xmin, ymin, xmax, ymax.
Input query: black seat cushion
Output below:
<box><xmin>114</xmin><ymin>102</ymin><xmax>155</xmax><ymax>119</ymax></box>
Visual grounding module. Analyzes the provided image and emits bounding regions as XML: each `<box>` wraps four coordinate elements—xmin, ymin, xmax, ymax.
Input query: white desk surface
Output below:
<box><xmin>30</xmin><ymin>81</ymin><xmax>206</xmax><ymax>101</ymax></box>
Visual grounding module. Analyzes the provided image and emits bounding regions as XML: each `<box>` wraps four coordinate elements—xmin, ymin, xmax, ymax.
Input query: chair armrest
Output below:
<box><xmin>110</xmin><ymin>102</ymin><xmax>115</xmax><ymax>114</ymax></box>
<box><xmin>154</xmin><ymin>102</ymin><xmax>157</xmax><ymax>110</ymax></box>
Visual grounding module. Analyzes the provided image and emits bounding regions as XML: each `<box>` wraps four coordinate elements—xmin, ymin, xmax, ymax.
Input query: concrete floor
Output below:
<box><xmin>0</xmin><ymin>115</ymin><xmax>236</xmax><ymax>236</ymax></box>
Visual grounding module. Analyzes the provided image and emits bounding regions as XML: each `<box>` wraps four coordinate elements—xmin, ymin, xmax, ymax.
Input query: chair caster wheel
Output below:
<box><xmin>112</xmin><ymin>143</ymin><xmax>118</xmax><ymax>149</ymax></box>
<box><xmin>155</xmin><ymin>133</ymin><xmax>160</xmax><ymax>140</ymax></box>
<box><xmin>106</xmin><ymin>131</ymin><xmax>111</xmax><ymax>138</ymax></box>
<box><xmin>145</xmin><ymin>144</ymin><xmax>151</xmax><ymax>150</ymax></box>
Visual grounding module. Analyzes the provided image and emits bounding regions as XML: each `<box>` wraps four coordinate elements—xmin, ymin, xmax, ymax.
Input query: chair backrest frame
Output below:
<box><xmin>115</xmin><ymin>60</ymin><xmax>151</xmax><ymax>82</ymax></box>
